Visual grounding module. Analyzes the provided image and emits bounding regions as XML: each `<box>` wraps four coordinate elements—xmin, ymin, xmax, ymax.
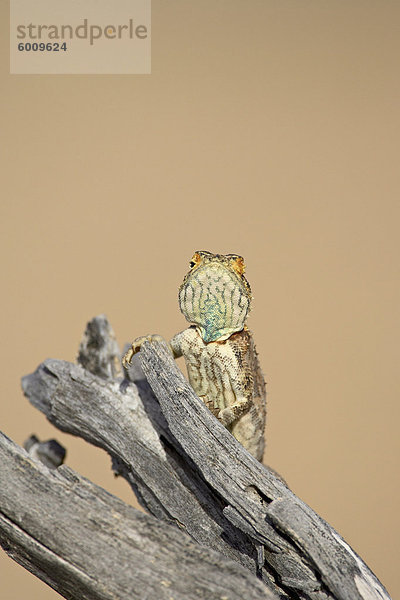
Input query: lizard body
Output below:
<box><xmin>123</xmin><ymin>251</ymin><xmax>267</xmax><ymax>461</ymax></box>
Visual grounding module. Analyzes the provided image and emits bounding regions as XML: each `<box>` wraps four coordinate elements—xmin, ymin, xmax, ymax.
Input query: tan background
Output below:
<box><xmin>1</xmin><ymin>1</ymin><xmax>399</xmax><ymax>597</ymax></box>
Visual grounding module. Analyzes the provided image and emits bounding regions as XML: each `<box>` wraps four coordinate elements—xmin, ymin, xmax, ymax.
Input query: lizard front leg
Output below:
<box><xmin>217</xmin><ymin>394</ymin><xmax>252</xmax><ymax>428</ymax></box>
<box><xmin>122</xmin><ymin>334</ymin><xmax>166</xmax><ymax>369</ymax></box>
<box><xmin>169</xmin><ymin>331</ymin><xmax>186</xmax><ymax>359</ymax></box>
<box><xmin>122</xmin><ymin>331</ymin><xmax>185</xmax><ymax>369</ymax></box>
<box><xmin>216</xmin><ymin>355</ymin><xmax>253</xmax><ymax>428</ymax></box>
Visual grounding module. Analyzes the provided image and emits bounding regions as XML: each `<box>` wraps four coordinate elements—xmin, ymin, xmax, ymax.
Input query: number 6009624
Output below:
<box><xmin>18</xmin><ymin>42</ymin><xmax>67</xmax><ymax>51</ymax></box>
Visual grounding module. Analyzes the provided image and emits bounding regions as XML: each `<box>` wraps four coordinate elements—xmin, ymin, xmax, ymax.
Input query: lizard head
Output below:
<box><xmin>178</xmin><ymin>251</ymin><xmax>252</xmax><ymax>343</ymax></box>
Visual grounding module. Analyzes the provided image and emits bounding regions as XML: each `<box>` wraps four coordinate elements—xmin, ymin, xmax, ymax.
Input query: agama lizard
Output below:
<box><xmin>123</xmin><ymin>251</ymin><xmax>266</xmax><ymax>461</ymax></box>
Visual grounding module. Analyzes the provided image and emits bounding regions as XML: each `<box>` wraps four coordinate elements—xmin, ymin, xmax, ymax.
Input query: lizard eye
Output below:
<box><xmin>228</xmin><ymin>255</ymin><xmax>245</xmax><ymax>276</ymax></box>
<box><xmin>189</xmin><ymin>252</ymin><xmax>202</xmax><ymax>269</ymax></box>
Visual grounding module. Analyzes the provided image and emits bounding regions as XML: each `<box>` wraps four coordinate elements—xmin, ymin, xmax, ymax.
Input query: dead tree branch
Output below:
<box><xmin>0</xmin><ymin>432</ymin><xmax>274</xmax><ymax>600</ymax></box>
<box><xmin>0</xmin><ymin>316</ymin><xmax>391</xmax><ymax>600</ymax></box>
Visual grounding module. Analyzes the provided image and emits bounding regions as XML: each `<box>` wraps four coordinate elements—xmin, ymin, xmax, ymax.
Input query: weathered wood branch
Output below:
<box><xmin>1</xmin><ymin>316</ymin><xmax>391</xmax><ymax>600</ymax></box>
<box><xmin>0</xmin><ymin>433</ymin><xmax>274</xmax><ymax>600</ymax></box>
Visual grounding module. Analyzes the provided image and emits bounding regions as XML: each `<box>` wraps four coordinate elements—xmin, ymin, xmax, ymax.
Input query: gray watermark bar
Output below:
<box><xmin>10</xmin><ymin>0</ymin><xmax>151</xmax><ymax>74</ymax></box>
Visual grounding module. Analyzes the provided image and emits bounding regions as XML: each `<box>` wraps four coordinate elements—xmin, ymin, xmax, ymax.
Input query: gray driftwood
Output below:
<box><xmin>0</xmin><ymin>315</ymin><xmax>391</xmax><ymax>600</ymax></box>
<box><xmin>0</xmin><ymin>433</ymin><xmax>275</xmax><ymax>600</ymax></box>
<box><xmin>24</xmin><ymin>434</ymin><xmax>66</xmax><ymax>469</ymax></box>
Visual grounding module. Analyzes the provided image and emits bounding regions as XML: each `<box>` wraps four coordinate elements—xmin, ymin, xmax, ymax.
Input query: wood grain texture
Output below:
<box><xmin>0</xmin><ymin>433</ymin><xmax>275</xmax><ymax>600</ymax></box>
<box><xmin>0</xmin><ymin>316</ymin><xmax>391</xmax><ymax>600</ymax></box>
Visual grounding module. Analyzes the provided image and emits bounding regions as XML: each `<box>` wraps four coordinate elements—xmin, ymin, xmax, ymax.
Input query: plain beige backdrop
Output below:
<box><xmin>1</xmin><ymin>1</ymin><xmax>399</xmax><ymax>598</ymax></box>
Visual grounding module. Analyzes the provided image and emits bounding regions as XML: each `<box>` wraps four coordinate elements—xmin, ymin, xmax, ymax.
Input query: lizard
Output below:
<box><xmin>122</xmin><ymin>250</ymin><xmax>267</xmax><ymax>461</ymax></box>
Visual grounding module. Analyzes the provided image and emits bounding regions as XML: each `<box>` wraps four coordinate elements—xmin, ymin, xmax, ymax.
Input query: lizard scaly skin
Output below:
<box><xmin>123</xmin><ymin>251</ymin><xmax>267</xmax><ymax>461</ymax></box>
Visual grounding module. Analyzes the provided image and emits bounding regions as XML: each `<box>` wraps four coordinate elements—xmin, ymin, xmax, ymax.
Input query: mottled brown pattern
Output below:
<box><xmin>123</xmin><ymin>251</ymin><xmax>267</xmax><ymax>461</ymax></box>
<box><xmin>169</xmin><ymin>326</ymin><xmax>266</xmax><ymax>460</ymax></box>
